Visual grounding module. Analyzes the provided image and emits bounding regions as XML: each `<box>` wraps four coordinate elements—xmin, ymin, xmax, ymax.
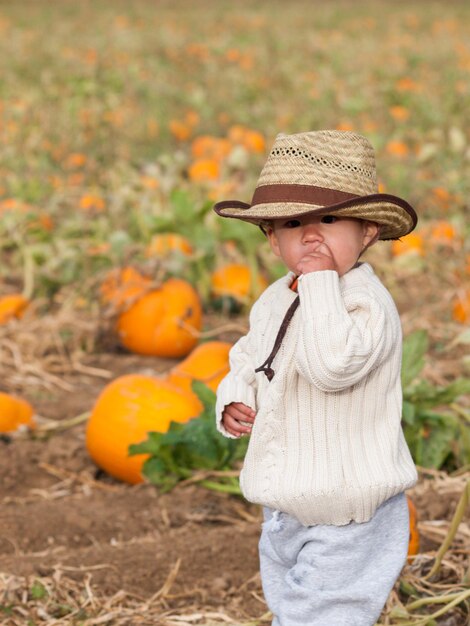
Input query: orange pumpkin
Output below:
<box><xmin>188</xmin><ymin>158</ymin><xmax>220</xmax><ymax>182</ymax></box>
<box><xmin>79</xmin><ymin>193</ymin><xmax>106</xmax><ymax>212</ymax></box>
<box><xmin>145</xmin><ymin>233</ymin><xmax>193</xmax><ymax>258</ymax></box>
<box><xmin>0</xmin><ymin>392</ymin><xmax>35</xmax><ymax>432</ymax></box>
<box><xmin>117</xmin><ymin>277</ymin><xmax>202</xmax><ymax>357</ymax></box>
<box><xmin>86</xmin><ymin>375</ymin><xmax>203</xmax><ymax>484</ymax></box>
<box><xmin>391</xmin><ymin>233</ymin><xmax>425</xmax><ymax>257</ymax></box>
<box><xmin>100</xmin><ymin>267</ymin><xmax>151</xmax><ymax>310</ymax></box>
<box><xmin>430</xmin><ymin>220</ymin><xmax>457</xmax><ymax>244</ymax></box>
<box><xmin>191</xmin><ymin>135</ymin><xmax>231</xmax><ymax>161</ymax></box>
<box><xmin>241</xmin><ymin>129</ymin><xmax>266</xmax><ymax>154</ymax></box>
<box><xmin>227</xmin><ymin>125</ymin><xmax>265</xmax><ymax>154</ymax></box>
<box><xmin>0</xmin><ymin>294</ymin><xmax>29</xmax><ymax>325</ymax></box>
<box><xmin>211</xmin><ymin>264</ymin><xmax>268</xmax><ymax>302</ymax></box>
<box><xmin>407</xmin><ymin>496</ymin><xmax>420</xmax><ymax>562</ymax></box>
<box><xmin>453</xmin><ymin>291</ymin><xmax>470</xmax><ymax>324</ymax></box>
<box><xmin>386</xmin><ymin>140</ymin><xmax>409</xmax><ymax>158</ymax></box>
<box><xmin>167</xmin><ymin>341</ymin><xmax>232</xmax><ymax>392</ymax></box>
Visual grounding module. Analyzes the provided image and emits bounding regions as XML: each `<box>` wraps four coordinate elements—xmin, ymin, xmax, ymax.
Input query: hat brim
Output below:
<box><xmin>214</xmin><ymin>193</ymin><xmax>417</xmax><ymax>240</ymax></box>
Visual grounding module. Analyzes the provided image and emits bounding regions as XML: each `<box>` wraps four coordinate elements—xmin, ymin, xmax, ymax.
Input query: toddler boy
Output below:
<box><xmin>214</xmin><ymin>130</ymin><xmax>418</xmax><ymax>626</ymax></box>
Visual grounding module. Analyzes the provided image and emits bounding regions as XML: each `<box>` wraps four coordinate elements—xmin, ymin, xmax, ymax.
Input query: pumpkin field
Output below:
<box><xmin>1</xmin><ymin>0</ymin><xmax>470</xmax><ymax>624</ymax></box>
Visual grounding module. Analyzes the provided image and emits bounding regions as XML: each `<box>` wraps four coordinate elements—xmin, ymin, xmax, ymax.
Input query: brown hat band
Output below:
<box><xmin>251</xmin><ymin>184</ymin><xmax>360</xmax><ymax>206</ymax></box>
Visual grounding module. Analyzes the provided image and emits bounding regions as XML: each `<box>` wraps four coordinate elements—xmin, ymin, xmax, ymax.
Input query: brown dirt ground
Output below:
<box><xmin>0</xmin><ymin>351</ymin><xmax>266</xmax><ymax>623</ymax></box>
<box><xmin>0</xmin><ymin>375</ymin><xmax>468</xmax><ymax>626</ymax></box>
<box><xmin>1</xmin><ymin>355</ymin><xmax>468</xmax><ymax>626</ymax></box>
<box><xmin>1</xmin><ymin>250</ymin><xmax>469</xmax><ymax>625</ymax></box>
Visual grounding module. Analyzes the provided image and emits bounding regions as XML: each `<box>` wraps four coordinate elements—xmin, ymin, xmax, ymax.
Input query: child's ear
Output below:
<box><xmin>266</xmin><ymin>226</ymin><xmax>281</xmax><ymax>257</ymax></box>
<box><xmin>362</xmin><ymin>221</ymin><xmax>380</xmax><ymax>249</ymax></box>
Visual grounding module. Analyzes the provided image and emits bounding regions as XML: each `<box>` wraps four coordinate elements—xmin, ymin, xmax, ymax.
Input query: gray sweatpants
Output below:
<box><xmin>259</xmin><ymin>492</ymin><xmax>409</xmax><ymax>626</ymax></box>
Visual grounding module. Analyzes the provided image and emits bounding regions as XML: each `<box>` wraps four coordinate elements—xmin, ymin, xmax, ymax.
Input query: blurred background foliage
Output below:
<box><xmin>0</xmin><ymin>0</ymin><xmax>469</xmax><ymax>292</ymax></box>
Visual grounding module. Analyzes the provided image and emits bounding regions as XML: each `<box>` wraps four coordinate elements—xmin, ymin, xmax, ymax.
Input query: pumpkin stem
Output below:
<box><xmin>177</xmin><ymin>319</ymin><xmax>248</xmax><ymax>339</ymax></box>
<box><xmin>197</xmin><ymin>479</ymin><xmax>242</xmax><ymax>495</ymax></box>
<box><xmin>406</xmin><ymin>589</ymin><xmax>470</xmax><ymax>611</ymax></box>
<box><xmin>400</xmin><ymin>588</ymin><xmax>470</xmax><ymax>625</ymax></box>
<box><xmin>36</xmin><ymin>411</ymin><xmax>90</xmax><ymax>433</ymax></box>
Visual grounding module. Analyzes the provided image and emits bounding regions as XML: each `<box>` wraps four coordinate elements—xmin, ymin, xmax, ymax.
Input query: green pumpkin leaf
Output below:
<box><xmin>402</xmin><ymin>400</ymin><xmax>416</xmax><ymax>425</ymax></box>
<box><xmin>128</xmin><ymin>431</ymin><xmax>163</xmax><ymax>456</ymax></box>
<box><xmin>191</xmin><ymin>380</ymin><xmax>217</xmax><ymax>414</ymax></box>
<box><xmin>406</xmin><ymin>378</ymin><xmax>470</xmax><ymax>411</ymax></box>
<box><xmin>413</xmin><ymin>411</ymin><xmax>459</xmax><ymax>468</ymax></box>
<box><xmin>401</xmin><ymin>330</ymin><xmax>428</xmax><ymax>388</ymax></box>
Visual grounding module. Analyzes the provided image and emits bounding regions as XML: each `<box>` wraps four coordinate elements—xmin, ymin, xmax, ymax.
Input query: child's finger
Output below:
<box><xmin>231</xmin><ymin>402</ymin><xmax>256</xmax><ymax>417</ymax></box>
<box><xmin>234</xmin><ymin>410</ymin><xmax>255</xmax><ymax>424</ymax></box>
<box><xmin>226</xmin><ymin>404</ymin><xmax>256</xmax><ymax>423</ymax></box>
<box><xmin>226</xmin><ymin>412</ymin><xmax>253</xmax><ymax>431</ymax></box>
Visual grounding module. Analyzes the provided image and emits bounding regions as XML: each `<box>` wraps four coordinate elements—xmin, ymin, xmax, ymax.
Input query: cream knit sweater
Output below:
<box><xmin>216</xmin><ymin>263</ymin><xmax>417</xmax><ymax>526</ymax></box>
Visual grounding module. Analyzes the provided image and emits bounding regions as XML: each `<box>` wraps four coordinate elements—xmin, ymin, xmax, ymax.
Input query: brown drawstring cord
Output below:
<box><xmin>255</xmin><ymin>295</ymin><xmax>300</xmax><ymax>381</ymax></box>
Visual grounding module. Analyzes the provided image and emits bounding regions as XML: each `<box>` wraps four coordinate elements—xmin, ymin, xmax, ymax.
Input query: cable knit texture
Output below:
<box><xmin>216</xmin><ymin>263</ymin><xmax>417</xmax><ymax>526</ymax></box>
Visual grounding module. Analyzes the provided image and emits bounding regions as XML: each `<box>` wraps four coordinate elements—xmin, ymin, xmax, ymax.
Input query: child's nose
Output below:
<box><xmin>302</xmin><ymin>223</ymin><xmax>323</xmax><ymax>242</ymax></box>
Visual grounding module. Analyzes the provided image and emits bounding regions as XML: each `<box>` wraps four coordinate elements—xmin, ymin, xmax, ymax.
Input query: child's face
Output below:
<box><xmin>266</xmin><ymin>214</ymin><xmax>379</xmax><ymax>277</ymax></box>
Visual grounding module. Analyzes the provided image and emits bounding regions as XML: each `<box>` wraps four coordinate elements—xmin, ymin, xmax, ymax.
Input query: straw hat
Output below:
<box><xmin>214</xmin><ymin>130</ymin><xmax>417</xmax><ymax>240</ymax></box>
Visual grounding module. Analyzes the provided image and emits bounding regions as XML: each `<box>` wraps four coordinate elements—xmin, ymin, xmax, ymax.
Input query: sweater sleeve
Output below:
<box><xmin>215</xmin><ymin>320</ymin><xmax>258</xmax><ymax>439</ymax></box>
<box><xmin>295</xmin><ymin>270</ymin><xmax>397</xmax><ymax>391</ymax></box>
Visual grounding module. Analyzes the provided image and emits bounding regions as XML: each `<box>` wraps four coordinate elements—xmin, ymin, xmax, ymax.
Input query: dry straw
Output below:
<box><xmin>0</xmin><ymin>300</ymin><xmax>110</xmax><ymax>395</ymax></box>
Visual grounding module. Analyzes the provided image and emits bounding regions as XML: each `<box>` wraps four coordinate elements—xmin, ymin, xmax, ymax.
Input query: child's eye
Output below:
<box><xmin>321</xmin><ymin>215</ymin><xmax>338</xmax><ymax>224</ymax></box>
<box><xmin>283</xmin><ymin>219</ymin><xmax>301</xmax><ymax>228</ymax></box>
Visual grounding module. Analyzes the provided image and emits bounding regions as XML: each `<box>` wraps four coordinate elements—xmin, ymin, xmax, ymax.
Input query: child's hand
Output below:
<box><xmin>222</xmin><ymin>402</ymin><xmax>256</xmax><ymax>437</ymax></box>
<box><xmin>296</xmin><ymin>243</ymin><xmax>336</xmax><ymax>275</ymax></box>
